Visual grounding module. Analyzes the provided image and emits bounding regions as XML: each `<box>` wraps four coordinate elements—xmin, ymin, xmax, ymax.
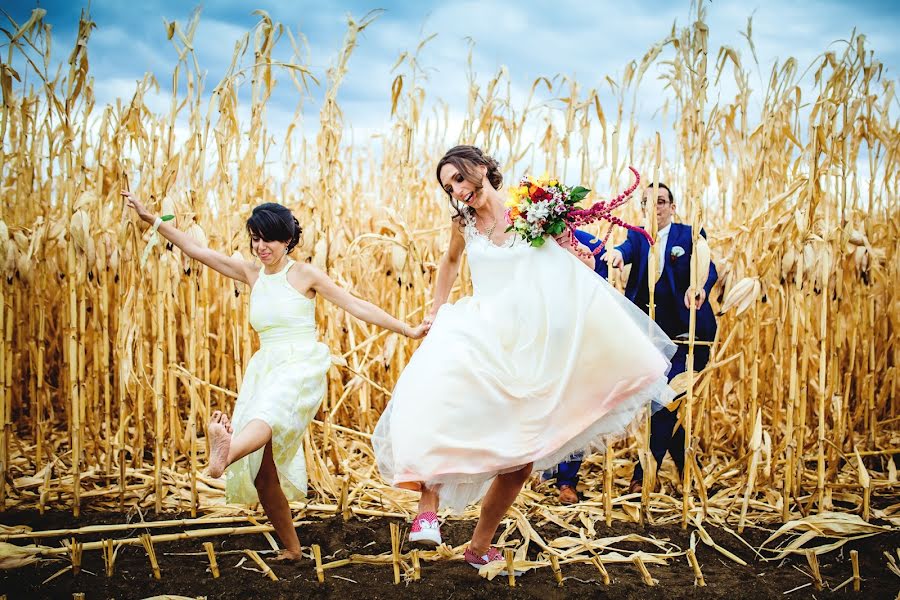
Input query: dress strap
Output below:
<box><xmin>259</xmin><ymin>258</ymin><xmax>295</xmax><ymax>278</ymax></box>
<box><xmin>276</xmin><ymin>258</ymin><xmax>295</xmax><ymax>277</ymax></box>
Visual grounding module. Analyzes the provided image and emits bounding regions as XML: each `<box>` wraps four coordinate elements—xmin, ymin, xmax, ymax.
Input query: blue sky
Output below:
<box><xmin>4</xmin><ymin>0</ymin><xmax>900</xmax><ymax>183</ymax></box>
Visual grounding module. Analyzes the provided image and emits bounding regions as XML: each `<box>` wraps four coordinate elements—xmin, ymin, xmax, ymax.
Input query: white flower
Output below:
<box><xmin>526</xmin><ymin>200</ymin><xmax>552</xmax><ymax>223</ymax></box>
<box><xmin>670</xmin><ymin>246</ymin><xmax>685</xmax><ymax>259</ymax></box>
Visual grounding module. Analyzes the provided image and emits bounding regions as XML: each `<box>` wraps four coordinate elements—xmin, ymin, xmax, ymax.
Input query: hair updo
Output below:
<box><xmin>245</xmin><ymin>202</ymin><xmax>301</xmax><ymax>254</ymax></box>
<box><xmin>435</xmin><ymin>145</ymin><xmax>503</xmax><ymax>222</ymax></box>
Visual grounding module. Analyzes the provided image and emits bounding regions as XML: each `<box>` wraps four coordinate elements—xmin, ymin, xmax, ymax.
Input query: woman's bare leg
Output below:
<box><xmin>254</xmin><ymin>442</ymin><xmax>302</xmax><ymax>561</ymax></box>
<box><xmin>418</xmin><ymin>485</ymin><xmax>439</xmax><ymax>514</ymax></box>
<box><xmin>469</xmin><ymin>463</ymin><xmax>533</xmax><ymax>554</ymax></box>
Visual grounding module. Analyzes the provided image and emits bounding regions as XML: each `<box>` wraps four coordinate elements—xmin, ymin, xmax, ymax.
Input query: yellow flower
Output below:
<box><xmin>507</xmin><ymin>186</ymin><xmax>528</xmax><ymax>206</ymax></box>
<box><xmin>508</xmin><ymin>185</ymin><xmax>528</xmax><ymax>202</ymax></box>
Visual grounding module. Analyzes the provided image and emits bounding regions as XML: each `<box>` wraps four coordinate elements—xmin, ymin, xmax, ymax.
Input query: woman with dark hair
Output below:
<box><xmin>123</xmin><ymin>192</ymin><xmax>427</xmax><ymax>562</ymax></box>
<box><xmin>373</xmin><ymin>146</ymin><xmax>675</xmax><ymax>571</ymax></box>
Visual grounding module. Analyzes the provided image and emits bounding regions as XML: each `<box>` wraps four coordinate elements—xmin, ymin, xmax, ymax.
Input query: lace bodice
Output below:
<box><xmin>460</xmin><ymin>209</ymin><xmax>520</xmax><ymax>250</ymax></box>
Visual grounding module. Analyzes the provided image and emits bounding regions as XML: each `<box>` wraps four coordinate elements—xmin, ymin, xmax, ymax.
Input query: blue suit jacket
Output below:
<box><xmin>573</xmin><ymin>230</ymin><xmax>609</xmax><ymax>279</ymax></box>
<box><xmin>615</xmin><ymin>223</ymin><xmax>717</xmax><ymax>342</ymax></box>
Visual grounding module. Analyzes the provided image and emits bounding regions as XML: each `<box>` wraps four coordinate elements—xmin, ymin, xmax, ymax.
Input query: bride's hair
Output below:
<box><xmin>436</xmin><ymin>145</ymin><xmax>503</xmax><ymax>223</ymax></box>
<box><xmin>246</xmin><ymin>202</ymin><xmax>302</xmax><ymax>255</ymax></box>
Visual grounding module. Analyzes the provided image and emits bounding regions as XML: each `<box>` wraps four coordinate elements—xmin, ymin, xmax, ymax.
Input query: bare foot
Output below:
<box><xmin>221</xmin><ymin>413</ymin><xmax>234</xmax><ymax>434</ymax></box>
<box><xmin>269</xmin><ymin>549</ymin><xmax>303</xmax><ymax>562</ymax></box>
<box><xmin>206</xmin><ymin>411</ymin><xmax>232</xmax><ymax>478</ymax></box>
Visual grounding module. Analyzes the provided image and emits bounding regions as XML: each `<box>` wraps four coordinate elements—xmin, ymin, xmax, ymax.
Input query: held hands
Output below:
<box><xmin>405</xmin><ymin>309</ymin><xmax>440</xmax><ymax>340</ymax></box>
<box><xmin>684</xmin><ymin>287</ymin><xmax>707</xmax><ymax>309</ymax></box>
<box><xmin>405</xmin><ymin>321</ymin><xmax>430</xmax><ymax>340</ymax></box>
<box><xmin>121</xmin><ymin>190</ymin><xmax>152</xmax><ymax>222</ymax></box>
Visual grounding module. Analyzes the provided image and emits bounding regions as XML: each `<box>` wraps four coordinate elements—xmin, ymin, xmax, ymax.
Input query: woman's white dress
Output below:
<box><xmin>373</xmin><ymin>217</ymin><xmax>675</xmax><ymax>512</ymax></box>
<box><xmin>225</xmin><ymin>260</ymin><xmax>332</xmax><ymax>504</ymax></box>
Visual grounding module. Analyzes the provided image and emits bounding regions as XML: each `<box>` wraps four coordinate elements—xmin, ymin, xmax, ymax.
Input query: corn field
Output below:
<box><xmin>0</xmin><ymin>2</ymin><xmax>897</xmax><ymax>550</ymax></box>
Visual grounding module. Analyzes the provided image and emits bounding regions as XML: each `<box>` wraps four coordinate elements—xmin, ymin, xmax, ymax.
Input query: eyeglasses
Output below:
<box><xmin>640</xmin><ymin>199</ymin><xmax>672</xmax><ymax>208</ymax></box>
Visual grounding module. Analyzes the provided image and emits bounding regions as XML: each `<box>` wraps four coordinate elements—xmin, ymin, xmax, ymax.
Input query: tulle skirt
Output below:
<box><xmin>373</xmin><ymin>237</ymin><xmax>675</xmax><ymax>512</ymax></box>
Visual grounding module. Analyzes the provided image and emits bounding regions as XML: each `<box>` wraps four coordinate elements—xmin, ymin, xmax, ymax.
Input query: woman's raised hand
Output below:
<box><xmin>121</xmin><ymin>190</ymin><xmax>152</xmax><ymax>222</ymax></box>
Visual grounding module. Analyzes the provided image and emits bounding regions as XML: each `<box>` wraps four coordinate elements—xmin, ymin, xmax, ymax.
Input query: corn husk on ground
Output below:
<box><xmin>0</xmin><ymin>1</ymin><xmax>896</xmax><ymax>577</ymax></box>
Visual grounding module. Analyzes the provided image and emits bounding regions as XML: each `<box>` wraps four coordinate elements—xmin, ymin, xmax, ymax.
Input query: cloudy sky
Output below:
<box><xmin>5</xmin><ymin>0</ymin><xmax>899</xmax><ymax>182</ymax></box>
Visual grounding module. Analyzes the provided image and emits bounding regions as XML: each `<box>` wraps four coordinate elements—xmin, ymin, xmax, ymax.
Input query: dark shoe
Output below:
<box><xmin>558</xmin><ymin>485</ymin><xmax>579</xmax><ymax>505</ymax></box>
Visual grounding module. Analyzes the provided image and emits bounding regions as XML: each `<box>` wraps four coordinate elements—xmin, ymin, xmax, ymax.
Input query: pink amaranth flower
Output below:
<box><xmin>561</xmin><ymin>166</ymin><xmax>652</xmax><ymax>259</ymax></box>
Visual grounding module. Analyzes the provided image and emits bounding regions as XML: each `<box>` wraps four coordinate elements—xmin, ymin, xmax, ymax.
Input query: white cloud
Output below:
<box><xmin>8</xmin><ymin>0</ymin><xmax>899</xmax><ymax>197</ymax></box>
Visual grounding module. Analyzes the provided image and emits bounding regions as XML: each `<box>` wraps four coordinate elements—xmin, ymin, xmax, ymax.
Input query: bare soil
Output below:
<box><xmin>0</xmin><ymin>509</ymin><xmax>897</xmax><ymax>599</ymax></box>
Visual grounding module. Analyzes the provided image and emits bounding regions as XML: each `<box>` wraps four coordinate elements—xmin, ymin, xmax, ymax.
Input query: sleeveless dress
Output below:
<box><xmin>225</xmin><ymin>259</ymin><xmax>332</xmax><ymax>504</ymax></box>
<box><xmin>373</xmin><ymin>214</ymin><xmax>676</xmax><ymax>512</ymax></box>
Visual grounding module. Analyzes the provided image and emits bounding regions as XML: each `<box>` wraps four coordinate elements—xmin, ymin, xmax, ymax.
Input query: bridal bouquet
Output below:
<box><xmin>504</xmin><ymin>175</ymin><xmax>589</xmax><ymax>247</ymax></box>
<box><xmin>504</xmin><ymin>167</ymin><xmax>653</xmax><ymax>256</ymax></box>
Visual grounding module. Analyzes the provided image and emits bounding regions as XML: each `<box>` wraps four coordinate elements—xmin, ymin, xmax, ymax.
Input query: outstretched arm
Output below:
<box><xmin>302</xmin><ymin>265</ymin><xmax>427</xmax><ymax>339</ymax></box>
<box><xmin>122</xmin><ymin>191</ymin><xmax>254</xmax><ymax>284</ymax></box>
<box><xmin>606</xmin><ymin>231</ymin><xmax>636</xmax><ymax>269</ymax></box>
<box><xmin>427</xmin><ymin>222</ymin><xmax>466</xmax><ymax>323</ymax></box>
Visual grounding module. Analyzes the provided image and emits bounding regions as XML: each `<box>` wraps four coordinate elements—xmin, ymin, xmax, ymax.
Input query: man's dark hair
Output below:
<box><xmin>647</xmin><ymin>182</ymin><xmax>674</xmax><ymax>204</ymax></box>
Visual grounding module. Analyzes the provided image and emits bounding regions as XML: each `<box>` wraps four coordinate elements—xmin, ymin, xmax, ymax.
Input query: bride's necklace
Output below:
<box><xmin>480</xmin><ymin>213</ymin><xmax>498</xmax><ymax>239</ymax></box>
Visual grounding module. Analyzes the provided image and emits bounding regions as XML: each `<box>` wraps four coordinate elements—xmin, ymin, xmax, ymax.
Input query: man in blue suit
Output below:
<box><xmin>549</xmin><ymin>229</ymin><xmax>609</xmax><ymax>504</ymax></box>
<box><xmin>605</xmin><ymin>183</ymin><xmax>718</xmax><ymax>494</ymax></box>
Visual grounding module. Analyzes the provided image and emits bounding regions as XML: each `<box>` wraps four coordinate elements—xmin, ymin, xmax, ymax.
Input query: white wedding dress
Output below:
<box><xmin>373</xmin><ymin>214</ymin><xmax>675</xmax><ymax>512</ymax></box>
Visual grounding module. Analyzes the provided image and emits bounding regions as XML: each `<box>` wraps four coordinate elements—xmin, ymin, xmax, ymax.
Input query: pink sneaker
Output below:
<box><xmin>464</xmin><ymin>546</ymin><xmax>507</xmax><ymax>571</ymax></box>
<box><xmin>408</xmin><ymin>511</ymin><xmax>441</xmax><ymax>546</ymax></box>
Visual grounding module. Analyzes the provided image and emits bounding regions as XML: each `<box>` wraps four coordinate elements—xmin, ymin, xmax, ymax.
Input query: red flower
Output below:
<box><xmin>531</xmin><ymin>187</ymin><xmax>549</xmax><ymax>201</ymax></box>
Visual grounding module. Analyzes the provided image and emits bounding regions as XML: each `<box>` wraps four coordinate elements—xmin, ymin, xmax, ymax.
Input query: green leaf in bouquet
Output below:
<box><xmin>547</xmin><ymin>220</ymin><xmax>566</xmax><ymax>236</ymax></box>
<box><xmin>505</xmin><ymin>225</ymin><xmax>514</xmax><ymax>233</ymax></box>
<box><xmin>531</xmin><ymin>236</ymin><xmax>546</xmax><ymax>247</ymax></box>
<box><xmin>569</xmin><ymin>186</ymin><xmax>591</xmax><ymax>202</ymax></box>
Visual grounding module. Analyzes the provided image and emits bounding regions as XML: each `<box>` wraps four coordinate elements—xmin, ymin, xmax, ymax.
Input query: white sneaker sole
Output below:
<box><xmin>466</xmin><ymin>561</ymin><xmax>522</xmax><ymax>576</ymax></box>
<box><xmin>408</xmin><ymin>529</ymin><xmax>441</xmax><ymax>546</ymax></box>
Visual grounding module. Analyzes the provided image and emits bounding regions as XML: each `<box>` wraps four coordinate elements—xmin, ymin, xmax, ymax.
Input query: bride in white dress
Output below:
<box><xmin>373</xmin><ymin>145</ymin><xmax>675</xmax><ymax>570</ymax></box>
